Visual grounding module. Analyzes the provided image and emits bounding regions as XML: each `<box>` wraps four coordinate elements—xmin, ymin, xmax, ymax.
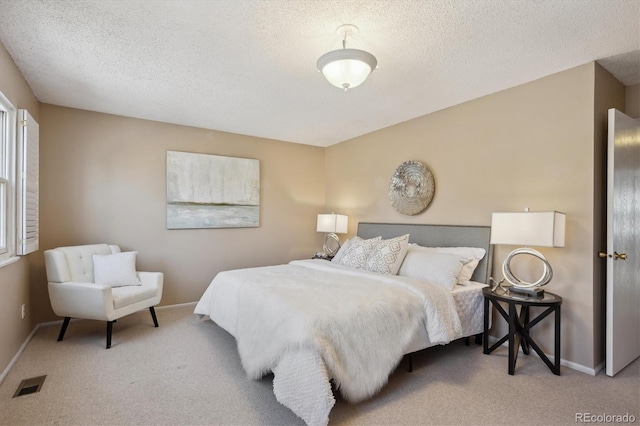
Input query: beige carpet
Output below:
<box><xmin>0</xmin><ymin>304</ymin><xmax>638</xmax><ymax>426</ymax></box>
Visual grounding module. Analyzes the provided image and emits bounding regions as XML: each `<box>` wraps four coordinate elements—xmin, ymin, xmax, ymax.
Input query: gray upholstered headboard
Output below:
<box><xmin>357</xmin><ymin>222</ymin><xmax>493</xmax><ymax>284</ymax></box>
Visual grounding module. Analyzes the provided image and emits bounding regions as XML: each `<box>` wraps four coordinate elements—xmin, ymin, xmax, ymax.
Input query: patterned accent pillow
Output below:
<box><xmin>335</xmin><ymin>236</ymin><xmax>381</xmax><ymax>269</ymax></box>
<box><xmin>364</xmin><ymin>234</ymin><xmax>410</xmax><ymax>275</ymax></box>
<box><xmin>331</xmin><ymin>237</ymin><xmax>358</xmax><ymax>264</ymax></box>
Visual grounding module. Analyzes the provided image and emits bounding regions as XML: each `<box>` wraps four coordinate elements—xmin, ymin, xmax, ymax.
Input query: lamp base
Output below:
<box><xmin>509</xmin><ymin>286</ymin><xmax>545</xmax><ymax>298</ymax></box>
<box><xmin>322</xmin><ymin>233</ymin><xmax>341</xmax><ymax>257</ymax></box>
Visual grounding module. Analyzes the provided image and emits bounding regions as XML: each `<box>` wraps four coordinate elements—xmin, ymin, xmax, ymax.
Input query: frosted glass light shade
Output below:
<box><xmin>316</xmin><ymin>214</ymin><xmax>348</xmax><ymax>233</ymax></box>
<box><xmin>317</xmin><ymin>48</ymin><xmax>377</xmax><ymax>91</ymax></box>
<box><xmin>490</xmin><ymin>211</ymin><xmax>566</xmax><ymax>247</ymax></box>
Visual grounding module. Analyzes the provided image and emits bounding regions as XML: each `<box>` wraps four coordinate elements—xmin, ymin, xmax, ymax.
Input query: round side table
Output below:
<box><xmin>482</xmin><ymin>286</ymin><xmax>562</xmax><ymax>375</ymax></box>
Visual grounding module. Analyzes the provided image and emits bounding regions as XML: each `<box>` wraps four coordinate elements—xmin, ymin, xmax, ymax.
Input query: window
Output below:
<box><xmin>0</xmin><ymin>91</ymin><xmax>16</xmax><ymax>265</ymax></box>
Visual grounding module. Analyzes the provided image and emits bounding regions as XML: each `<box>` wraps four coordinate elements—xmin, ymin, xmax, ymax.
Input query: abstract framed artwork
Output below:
<box><xmin>166</xmin><ymin>151</ymin><xmax>260</xmax><ymax>229</ymax></box>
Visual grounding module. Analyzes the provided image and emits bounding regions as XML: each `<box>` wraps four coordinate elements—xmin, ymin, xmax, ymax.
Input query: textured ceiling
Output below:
<box><xmin>0</xmin><ymin>0</ymin><xmax>638</xmax><ymax>147</ymax></box>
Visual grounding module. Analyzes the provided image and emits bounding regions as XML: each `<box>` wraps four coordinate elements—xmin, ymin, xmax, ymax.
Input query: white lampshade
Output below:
<box><xmin>316</xmin><ymin>214</ymin><xmax>348</xmax><ymax>234</ymax></box>
<box><xmin>490</xmin><ymin>211</ymin><xmax>566</xmax><ymax>247</ymax></box>
<box><xmin>317</xmin><ymin>48</ymin><xmax>377</xmax><ymax>91</ymax></box>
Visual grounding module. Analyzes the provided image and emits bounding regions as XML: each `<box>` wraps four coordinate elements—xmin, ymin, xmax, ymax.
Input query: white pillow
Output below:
<box><xmin>407</xmin><ymin>244</ymin><xmax>486</xmax><ymax>285</ymax></box>
<box><xmin>398</xmin><ymin>251</ymin><xmax>468</xmax><ymax>290</ymax></box>
<box><xmin>364</xmin><ymin>234</ymin><xmax>410</xmax><ymax>275</ymax></box>
<box><xmin>334</xmin><ymin>236</ymin><xmax>381</xmax><ymax>270</ymax></box>
<box><xmin>93</xmin><ymin>252</ymin><xmax>141</xmax><ymax>287</ymax></box>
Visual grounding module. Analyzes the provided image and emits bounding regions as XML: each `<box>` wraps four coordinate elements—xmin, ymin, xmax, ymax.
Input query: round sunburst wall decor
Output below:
<box><xmin>388</xmin><ymin>160</ymin><xmax>435</xmax><ymax>215</ymax></box>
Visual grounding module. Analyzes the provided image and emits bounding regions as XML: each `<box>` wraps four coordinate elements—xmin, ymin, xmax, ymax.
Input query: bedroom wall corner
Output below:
<box><xmin>0</xmin><ymin>39</ymin><xmax>40</xmax><ymax>380</ymax></box>
<box><xmin>32</xmin><ymin>105</ymin><xmax>326</xmax><ymax>324</ymax></box>
<box><xmin>592</xmin><ymin>63</ymin><xmax>625</xmax><ymax>368</ymax></box>
<box><xmin>625</xmin><ymin>84</ymin><xmax>639</xmax><ymax>118</ymax></box>
<box><xmin>324</xmin><ymin>63</ymin><xmax>600</xmax><ymax>370</ymax></box>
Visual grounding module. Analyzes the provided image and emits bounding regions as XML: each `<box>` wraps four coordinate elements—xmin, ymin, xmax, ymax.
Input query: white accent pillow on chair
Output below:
<box><xmin>93</xmin><ymin>252</ymin><xmax>141</xmax><ymax>287</ymax></box>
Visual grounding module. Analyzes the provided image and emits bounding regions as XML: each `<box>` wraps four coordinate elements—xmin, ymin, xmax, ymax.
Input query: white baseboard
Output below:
<box><xmin>486</xmin><ymin>335</ymin><xmax>601</xmax><ymax>376</ymax></box>
<box><xmin>38</xmin><ymin>318</ymin><xmax>69</xmax><ymax>328</ymax></box>
<box><xmin>561</xmin><ymin>358</ymin><xmax>602</xmax><ymax>376</ymax></box>
<box><xmin>37</xmin><ymin>302</ymin><xmax>197</xmax><ymax>328</ymax></box>
<box><xmin>591</xmin><ymin>360</ymin><xmax>605</xmax><ymax>376</ymax></box>
<box><xmin>155</xmin><ymin>301</ymin><xmax>197</xmax><ymax>310</ymax></box>
<box><xmin>0</xmin><ymin>301</ymin><xmax>198</xmax><ymax>384</ymax></box>
<box><xmin>0</xmin><ymin>323</ymin><xmax>41</xmax><ymax>385</ymax></box>
<box><xmin>2</xmin><ymin>303</ymin><xmax>604</xmax><ymax>384</ymax></box>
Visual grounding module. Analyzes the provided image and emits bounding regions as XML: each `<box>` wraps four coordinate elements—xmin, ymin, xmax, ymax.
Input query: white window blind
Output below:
<box><xmin>17</xmin><ymin>109</ymin><xmax>38</xmax><ymax>255</ymax></box>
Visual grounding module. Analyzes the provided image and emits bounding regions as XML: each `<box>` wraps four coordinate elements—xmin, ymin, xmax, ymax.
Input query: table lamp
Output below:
<box><xmin>490</xmin><ymin>210</ymin><xmax>566</xmax><ymax>296</ymax></box>
<box><xmin>316</xmin><ymin>213</ymin><xmax>348</xmax><ymax>257</ymax></box>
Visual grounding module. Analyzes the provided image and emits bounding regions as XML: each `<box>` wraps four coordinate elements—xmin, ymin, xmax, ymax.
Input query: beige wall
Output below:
<box><xmin>0</xmin><ymin>42</ymin><xmax>40</xmax><ymax>377</ymax></box>
<box><xmin>0</xmin><ymin>37</ymin><xmax>629</xmax><ymax>377</ymax></box>
<box><xmin>626</xmin><ymin>84</ymin><xmax>639</xmax><ymax>118</ymax></box>
<box><xmin>326</xmin><ymin>63</ymin><xmax>614</xmax><ymax>370</ymax></box>
<box><xmin>29</xmin><ymin>105</ymin><xmax>326</xmax><ymax>324</ymax></box>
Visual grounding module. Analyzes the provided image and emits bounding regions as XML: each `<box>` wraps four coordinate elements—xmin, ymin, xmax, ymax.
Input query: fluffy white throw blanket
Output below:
<box><xmin>232</xmin><ymin>260</ymin><xmax>462</xmax><ymax>415</ymax></box>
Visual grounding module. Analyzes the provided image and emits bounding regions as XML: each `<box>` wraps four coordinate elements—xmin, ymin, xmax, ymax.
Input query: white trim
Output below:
<box><xmin>561</xmin><ymin>359</ymin><xmax>603</xmax><ymax>376</ymax></box>
<box><xmin>487</xmin><ymin>335</ymin><xmax>600</xmax><ymax>376</ymax></box>
<box><xmin>592</xmin><ymin>361</ymin><xmax>605</xmax><ymax>376</ymax></box>
<box><xmin>37</xmin><ymin>318</ymin><xmax>80</xmax><ymax>328</ymax></box>
<box><xmin>0</xmin><ymin>90</ymin><xmax>17</xmax><ymax>264</ymax></box>
<box><xmin>1</xmin><ymin>303</ymin><xmax>603</xmax><ymax>388</ymax></box>
<box><xmin>0</xmin><ymin>323</ymin><xmax>40</xmax><ymax>385</ymax></box>
<box><xmin>0</xmin><ymin>255</ymin><xmax>19</xmax><ymax>269</ymax></box>
<box><xmin>0</xmin><ymin>302</ymin><xmax>199</xmax><ymax>383</ymax></box>
<box><xmin>155</xmin><ymin>301</ymin><xmax>197</xmax><ymax>311</ymax></box>
<box><xmin>16</xmin><ymin>109</ymin><xmax>39</xmax><ymax>255</ymax></box>
<box><xmin>36</xmin><ymin>302</ymin><xmax>197</xmax><ymax>329</ymax></box>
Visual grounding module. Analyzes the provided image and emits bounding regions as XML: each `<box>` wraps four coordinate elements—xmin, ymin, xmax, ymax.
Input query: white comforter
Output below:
<box><xmin>194</xmin><ymin>259</ymin><xmax>463</xmax><ymax>426</ymax></box>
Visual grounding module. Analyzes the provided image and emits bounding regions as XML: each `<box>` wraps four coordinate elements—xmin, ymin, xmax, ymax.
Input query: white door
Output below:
<box><xmin>605</xmin><ymin>108</ymin><xmax>640</xmax><ymax>377</ymax></box>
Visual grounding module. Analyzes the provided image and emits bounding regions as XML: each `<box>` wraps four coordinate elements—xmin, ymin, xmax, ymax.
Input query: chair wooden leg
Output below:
<box><xmin>106</xmin><ymin>321</ymin><xmax>115</xmax><ymax>349</ymax></box>
<box><xmin>57</xmin><ymin>317</ymin><xmax>71</xmax><ymax>341</ymax></box>
<box><xmin>149</xmin><ymin>307</ymin><xmax>159</xmax><ymax>327</ymax></box>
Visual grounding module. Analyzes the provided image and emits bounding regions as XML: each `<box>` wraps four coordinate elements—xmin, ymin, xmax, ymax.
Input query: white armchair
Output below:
<box><xmin>44</xmin><ymin>244</ymin><xmax>163</xmax><ymax>349</ymax></box>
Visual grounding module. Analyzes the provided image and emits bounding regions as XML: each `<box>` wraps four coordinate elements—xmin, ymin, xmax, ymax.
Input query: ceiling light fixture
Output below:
<box><xmin>317</xmin><ymin>24</ymin><xmax>377</xmax><ymax>91</ymax></box>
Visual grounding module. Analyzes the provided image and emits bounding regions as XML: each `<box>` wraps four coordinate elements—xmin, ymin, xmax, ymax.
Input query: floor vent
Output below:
<box><xmin>13</xmin><ymin>375</ymin><xmax>46</xmax><ymax>398</ymax></box>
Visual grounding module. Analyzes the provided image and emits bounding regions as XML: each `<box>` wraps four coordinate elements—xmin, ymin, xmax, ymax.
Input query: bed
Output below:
<box><xmin>194</xmin><ymin>223</ymin><xmax>492</xmax><ymax>426</ymax></box>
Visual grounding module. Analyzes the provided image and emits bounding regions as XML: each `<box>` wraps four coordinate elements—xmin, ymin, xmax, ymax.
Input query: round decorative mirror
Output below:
<box><xmin>388</xmin><ymin>160</ymin><xmax>435</xmax><ymax>215</ymax></box>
